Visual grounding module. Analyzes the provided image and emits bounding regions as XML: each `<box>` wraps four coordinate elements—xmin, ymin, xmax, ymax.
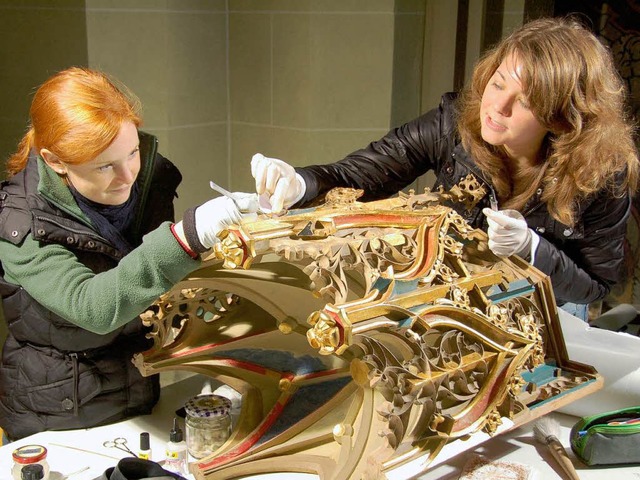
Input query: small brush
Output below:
<box><xmin>533</xmin><ymin>416</ymin><xmax>580</xmax><ymax>480</ymax></box>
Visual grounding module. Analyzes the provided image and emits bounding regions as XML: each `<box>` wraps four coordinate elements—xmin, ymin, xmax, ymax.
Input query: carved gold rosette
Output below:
<box><xmin>134</xmin><ymin>188</ymin><xmax>601</xmax><ymax>480</ymax></box>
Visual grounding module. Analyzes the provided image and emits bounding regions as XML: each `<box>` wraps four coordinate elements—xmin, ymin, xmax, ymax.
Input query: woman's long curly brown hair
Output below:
<box><xmin>6</xmin><ymin>67</ymin><xmax>141</xmax><ymax>177</ymax></box>
<box><xmin>457</xmin><ymin>16</ymin><xmax>638</xmax><ymax>226</ymax></box>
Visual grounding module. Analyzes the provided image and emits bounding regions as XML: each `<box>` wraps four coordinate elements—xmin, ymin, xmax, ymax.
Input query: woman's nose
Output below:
<box><xmin>493</xmin><ymin>93</ymin><xmax>514</xmax><ymax>116</ymax></box>
<box><xmin>116</xmin><ymin>165</ymin><xmax>136</xmax><ymax>183</ymax></box>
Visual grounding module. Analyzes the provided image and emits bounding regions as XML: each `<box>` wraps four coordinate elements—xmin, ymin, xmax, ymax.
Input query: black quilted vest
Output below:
<box><xmin>0</xmin><ymin>132</ymin><xmax>181</xmax><ymax>440</ymax></box>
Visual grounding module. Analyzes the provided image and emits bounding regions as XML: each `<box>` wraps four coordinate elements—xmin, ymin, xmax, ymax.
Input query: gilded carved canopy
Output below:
<box><xmin>134</xmin><ymin>188</ymin><xmax>600</xmax><ymax>480</ymax></box>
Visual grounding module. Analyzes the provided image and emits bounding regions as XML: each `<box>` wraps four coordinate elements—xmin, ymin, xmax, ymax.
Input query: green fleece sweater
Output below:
<box><xmin>0</xmin><ymin>159</ymin><xmax>201</xmax><ymax>335</ymax></box>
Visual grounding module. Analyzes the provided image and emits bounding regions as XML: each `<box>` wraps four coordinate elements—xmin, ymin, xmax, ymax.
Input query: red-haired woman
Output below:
<box><xmin>0</xmin><ymin>67</ymin><xmax>248</xmax><ymax>440</ymax></box>
<box><xmin>250</xmin><ymin>16</ymin><xmax>639</xmax><ymax>322</ymax></box>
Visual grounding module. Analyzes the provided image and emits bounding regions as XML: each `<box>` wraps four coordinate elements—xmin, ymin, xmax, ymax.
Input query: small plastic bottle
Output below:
<box><xmin>139</xmin><ymin>432</ymin><xmax>152</xmax><ymax>460</ymax></box>
<box><xmin>164</xmin><ymin>417</ymin><xmax>188</xmax><ymax>475</ymax></box>
<box><xmin>11</xmin><ymin>445</ymin><xmax>50</xmax><ymax>480</ymax></box>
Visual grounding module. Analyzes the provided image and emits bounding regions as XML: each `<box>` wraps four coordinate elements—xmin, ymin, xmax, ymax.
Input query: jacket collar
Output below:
<box><xmin>35</xmin><ymin>155</ymin><xmax>90</xmax><ymax>225</ymax></box>
<box><xmin>30</xmin><ymin>130</ymin><xmax>159</xmax><ymax>228</ymax></box>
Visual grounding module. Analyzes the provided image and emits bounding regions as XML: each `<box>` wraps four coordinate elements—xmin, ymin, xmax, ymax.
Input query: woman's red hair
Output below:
<box><xmin>6</xmin><ymin>67</ymin><xmax>141</xmax><ymax>177</ymax></box>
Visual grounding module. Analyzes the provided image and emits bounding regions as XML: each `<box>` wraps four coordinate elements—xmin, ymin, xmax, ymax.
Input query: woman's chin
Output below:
<box><xmin>102</xmin><ymin>189</ymin><xmax>131</xmax><ymax>205</ymax></box>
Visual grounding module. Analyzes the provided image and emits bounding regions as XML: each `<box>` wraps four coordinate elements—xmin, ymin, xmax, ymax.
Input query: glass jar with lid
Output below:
<box><xmin>11</xmin><ymin>445</ymin><xmax>50</xmax><ymax>480</ymax></box>
<box><xmin>184</xmin><ymin>394</ymin><xmax>232</xmax><ymax>459</ymax></box>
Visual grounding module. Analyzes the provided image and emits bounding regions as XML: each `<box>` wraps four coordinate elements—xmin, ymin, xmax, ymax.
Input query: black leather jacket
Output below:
<box><xmin>296</xmin><ymin>93</ymin><xmax>631</xmax><ymax>305</ymax></box>
<box><xmin>0</xmin><ymin>132</ymin><xmax>181</xmax><ymax>440</ymax></box>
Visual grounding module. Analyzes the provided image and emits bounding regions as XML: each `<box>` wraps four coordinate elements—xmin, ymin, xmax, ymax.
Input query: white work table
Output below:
<box><xmin>2</xmin><ymin>311</ymin><xmax>640</xmax><ymax>480</ymax></box>
<box><xmin>2</xmin><ymin>373</ymin><xmax>639</xmax><ymax>480</ymax></box>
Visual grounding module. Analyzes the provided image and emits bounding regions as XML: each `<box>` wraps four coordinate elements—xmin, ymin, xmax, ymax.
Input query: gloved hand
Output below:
<box><xmin>208</xmin><ymin>181</ymin><xmax>261</xmax><ymax>214</ymax></box>
<box><xmin>228</xmin><ymin>191</ymin><xmax>261</xmax><ymax>214</ymax></box>
<box><xmin>483</xmin><ymin>208</ymin><xmax>535</xmax><ymax>259</ymax></box>
<box><xmin>251</xmin><ymin>153</ymin><xmax>306</xmax><ymax>213</ymax></box>
<box><xmin>195</xmin><ymin>196</ymin><xmax>242</xmax><ymax>249</ymax></box>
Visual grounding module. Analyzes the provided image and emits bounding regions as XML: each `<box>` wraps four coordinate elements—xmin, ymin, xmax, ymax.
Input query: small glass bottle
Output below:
<box><xmin>11</xmin><ymin>445</ymin><xmax>50</xmax><ymax>480</ymax></box>
<box><xmin>164</xmin><ymin>417</ymin><xmax>188</xmax><ymax>475</ymax></box>
<box><xmin>185</xmin><ymin>394</ymin><xmax>232</xmax><ymax>459</ymax></box>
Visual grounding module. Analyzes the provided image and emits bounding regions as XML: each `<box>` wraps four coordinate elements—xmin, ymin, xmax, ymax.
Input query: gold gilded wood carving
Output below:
<box><xmin>134</xmin><ymin>189</ymin><xmax>601</xmax><ymax>480</ymax></box>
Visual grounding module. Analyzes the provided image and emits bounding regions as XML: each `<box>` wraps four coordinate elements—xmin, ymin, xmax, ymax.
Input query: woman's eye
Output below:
<box><xmin>492</xmin><ymin>81</ymin><xmax>503</xmax><ymax>90</ymax></box>
<box><xmin>130</xmin><ymin>147</ymin><xmax>140</xmax><ymax>157</ymax></box>
<box><xmin>98</xmin><ymin>164</ymin><xmax>113</xmax><ymax>172</ymax></box>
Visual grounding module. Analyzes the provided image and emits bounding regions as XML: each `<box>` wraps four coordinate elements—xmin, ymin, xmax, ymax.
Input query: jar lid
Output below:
<box><xmin>21</xmin><ymin>464</ymin><xmax>44</xmax><ymax>480</ymax></box>
<box><xmin>12</xmin><ymin>445</ymin><xmax>47</xmax><ymax>464</ymax></box>
<box><xmin>184</xmin><ymin>394</ymin><xmax>231</xmax><ymax>418</ymax></box>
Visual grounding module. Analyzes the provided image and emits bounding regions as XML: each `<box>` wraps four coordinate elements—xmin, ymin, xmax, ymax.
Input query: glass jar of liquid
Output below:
<box><xmin>11</xmin><ymin>445</ymin><xmax>50</xmax><ymax>480</ymax></box>
<box><xmin>184</xmin><ymin>394</ymin><xmax>232</xmax><ymax>459</ymax></box>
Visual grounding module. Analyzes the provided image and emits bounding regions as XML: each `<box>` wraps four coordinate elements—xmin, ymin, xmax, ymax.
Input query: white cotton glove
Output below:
<box><xmin>483</xmin><ymin>208</ymin><xmax>535</xmax><ymax>259</ymax></box>
<box><xmin>251</xmin><ymin>153</ymin><xmax>306</xmax><ymax>213</ymax></box>
<box><xmin>195</xmin><ymin>196</ymin><xmax>242</xmax><ymax>248</ymax></box>
<box><xmin>228</xmin><ymin>191</ymin><xmax>261</xmax><ymax>214</ymax></box>
<box><xmin>208</xmin><ymin>182</ymin><xmax>261</xmax><ymax>214</ymax></box>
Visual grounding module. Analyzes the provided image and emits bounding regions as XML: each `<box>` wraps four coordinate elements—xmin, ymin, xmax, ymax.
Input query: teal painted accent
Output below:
<box><xmin>521</xmin><ymin>363</ymin><xmax>559</xmax><ymax>389</ymax></box>
<box><xmin>373</xmin><ymin>277</ymin><xmax>392</xmax><ymax>292</ymax></box>
<box><xmin>393</xmin><ymin>279</ymin><xmax>419</xmax><ymax>295</ymax></box>
<box><xmin>488</xmin><ymin>278</ymin><xmax>535</xmax><ymax>302</ymax></box>
<box><xmin>510</xmin><ymin>279</ymin><xmax>532</xmax><ymax>289</ymax></box>
<box><xmin>397</xmin><ymin>317</ymin><xmax>414</xmax><ymax>328</ymax></box>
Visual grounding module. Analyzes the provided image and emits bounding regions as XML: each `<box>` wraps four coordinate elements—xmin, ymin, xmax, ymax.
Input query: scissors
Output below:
<box><xmin>103</xmin><ymin>437</ymin><xmax>137</xmax><ymax>457</ymax></box>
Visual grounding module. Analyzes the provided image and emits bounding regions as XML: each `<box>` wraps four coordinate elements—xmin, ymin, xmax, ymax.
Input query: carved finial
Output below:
<box><xmin>324</xmin><ymin>187</ymin><xmax>364</xmax><ymax>207</ymax></box>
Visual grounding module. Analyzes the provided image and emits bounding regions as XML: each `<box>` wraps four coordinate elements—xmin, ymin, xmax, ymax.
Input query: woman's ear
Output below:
<box><xmin>40</xmin><ymin>148</ymin><xmax>67</xmax><ymax>176</ymax></box>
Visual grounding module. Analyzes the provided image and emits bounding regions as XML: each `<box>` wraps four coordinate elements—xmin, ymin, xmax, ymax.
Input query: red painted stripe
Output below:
<box><xmin>198</xmin><ymin>398</ymin><xmax>288</xmax><ymax>468</ymax></box>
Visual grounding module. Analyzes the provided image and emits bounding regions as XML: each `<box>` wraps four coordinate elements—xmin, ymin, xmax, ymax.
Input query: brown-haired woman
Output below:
<box><xmin>0</xmin><ymin>67</ymin><xmax>252</xmax><ymax>440</ymax></box>
<box><xmin>250</xmin><ymin>16</ymin><xmax>639</xmax><ymax>321</ymax></box>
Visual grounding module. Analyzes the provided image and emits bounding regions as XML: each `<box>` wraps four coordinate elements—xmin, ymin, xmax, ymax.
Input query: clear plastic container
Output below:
<box><xmin>11</xmin><ymin>445</ymin><xmax>50</xmax><ymax>480</ymax></box>
<box><xmin>184</xmin><ymin>394</ymin><xmax>232</xmax><ymax>459</ymax></box>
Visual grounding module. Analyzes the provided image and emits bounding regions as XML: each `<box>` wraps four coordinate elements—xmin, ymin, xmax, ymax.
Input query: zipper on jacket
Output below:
<box><xmin>521</xmin><ymin>200</ymin><xmax>545</xmax><ymax>218</ymax></box>
<box><xmin>132</xmin><ymin>134</ymin><xmax>159</xmax><ymax>238</ymax></box>
<box><xmin>69</xmin><ymin>352</ymin><xmax>80</xmax><ymax>416</ymax></box>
